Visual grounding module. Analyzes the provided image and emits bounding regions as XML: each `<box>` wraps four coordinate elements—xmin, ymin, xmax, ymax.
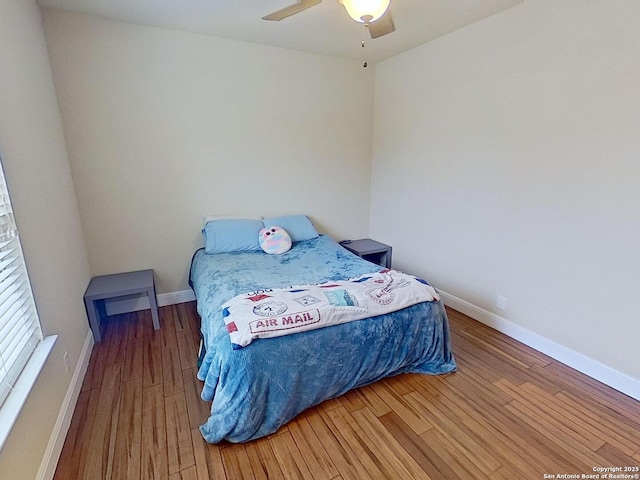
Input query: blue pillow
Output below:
<box><xmin>202</xmin><ymin>219</ymin><xmax>264</xmax><ymax>254</ymax></box>
<box><xmin>262</xmin><ymin>215</ymin><xmax>319</xmax><ymax>243</ymax></box>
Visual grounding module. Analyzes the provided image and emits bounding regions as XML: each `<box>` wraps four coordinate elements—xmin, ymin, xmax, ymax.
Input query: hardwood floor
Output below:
<box><xmin>54</xmin><ymin>303</ymin><xmax>640</xmax><ymax>479</ymax></box>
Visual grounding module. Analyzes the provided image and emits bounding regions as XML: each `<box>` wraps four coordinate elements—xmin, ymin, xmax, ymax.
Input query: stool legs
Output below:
<box><xmin>147</xmin><ymin>287</ymin><xmax>160</xmax><ymax>330</ymax></box>
<box><xmin>84</xmin><ymin>297</ymin><xmax>103</xmax><ymax>342</ymax></box>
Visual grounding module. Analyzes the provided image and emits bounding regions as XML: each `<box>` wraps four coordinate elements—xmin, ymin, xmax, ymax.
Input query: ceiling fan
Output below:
<box><xmin>262</xmin><ymin>0</ymin><xmax>396</xmax><ymax>39</ymax></box>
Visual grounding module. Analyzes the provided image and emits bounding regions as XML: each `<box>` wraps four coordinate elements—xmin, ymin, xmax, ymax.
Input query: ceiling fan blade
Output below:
<box><xmin>368</xmin><ymin>10</ymin><xmax>395</xmax><ymax>38</ymax></box>
<box><xmin>262</xmin><ymin>0</ymin><xmax>322</xmax><ymax>21</ymax></box>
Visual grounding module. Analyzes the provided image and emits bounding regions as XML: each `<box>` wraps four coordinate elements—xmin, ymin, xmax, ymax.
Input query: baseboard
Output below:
<box><xmin>158</xmin><ymin>289</ymin><xmax>196</xmax><ymax>307</ymax></box>
<box><xmin>104</xmin><ymin>289</ymin><xmax>195</xmax><ymax>316</ymax></box>
<box><xmin>36</xmin><ymin>330</ymin><xmax>94</xmax><ymax>480</ymax></box>
<box><xmin>439</xmin><ymin>290</ymin><xmax>640</xmax><ymax>401</ymax></box>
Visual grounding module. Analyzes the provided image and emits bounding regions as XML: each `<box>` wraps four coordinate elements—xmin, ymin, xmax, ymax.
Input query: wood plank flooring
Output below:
<box><xmin>54</xmin><ymin>303</ymin><xmax>640</xmax><ymax>479</ymax></box>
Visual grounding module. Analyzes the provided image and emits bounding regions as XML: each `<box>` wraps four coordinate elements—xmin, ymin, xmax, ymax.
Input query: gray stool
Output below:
<box><xmin>84</xmin><ymin>269</ymin><xmax>160</xmax><ymax>342</ymax></box>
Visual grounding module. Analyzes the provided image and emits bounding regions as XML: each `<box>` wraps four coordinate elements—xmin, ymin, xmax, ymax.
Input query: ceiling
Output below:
<box><xmin>37</xmin><ymin>0</ymin><xmax>523</xmax><ymax>64</ymax></box>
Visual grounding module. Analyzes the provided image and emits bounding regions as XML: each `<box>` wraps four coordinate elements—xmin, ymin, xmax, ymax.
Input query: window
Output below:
<box><xmin>0</xmin><ymin>156</ymin><xmax>56</xmax><ymax>450</ymax></box>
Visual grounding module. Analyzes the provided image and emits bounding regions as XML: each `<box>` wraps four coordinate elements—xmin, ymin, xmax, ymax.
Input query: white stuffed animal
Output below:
<box><xmin>258</xmin><ymin>226</ymin><xmax>292</xmax><ymax>254</ymax></box>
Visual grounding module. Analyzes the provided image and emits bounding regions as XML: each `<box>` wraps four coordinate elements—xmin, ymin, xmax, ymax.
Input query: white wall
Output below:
<box><xmin>0</xmin><ymin>1</ymin><xmax>91</xmax><ymax>478</ymax></box>
<box><xmin>371</xmin><ymin>0</ymin><xmax>640</xmax><ymax>382</ymax></box>
<box><xmin>43</xmin><ymin>10</ymin><xmax>375</xmax><ymax>294</ymax></box>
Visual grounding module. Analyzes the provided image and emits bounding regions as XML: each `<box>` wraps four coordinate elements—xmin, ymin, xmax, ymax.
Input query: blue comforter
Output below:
<box><xmin>190</xmin><ymin>235</ymin><xmax>456</xmax><ymax>443</ymax></box>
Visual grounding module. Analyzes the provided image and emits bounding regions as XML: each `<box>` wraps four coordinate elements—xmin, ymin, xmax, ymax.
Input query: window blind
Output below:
<box><xmin>0</xmin><ymin>159</ymin><xmax>42</xmax><ymax>409</ymax></box>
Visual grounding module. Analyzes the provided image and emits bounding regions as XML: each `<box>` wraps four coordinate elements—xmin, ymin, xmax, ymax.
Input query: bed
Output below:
<box><xmin>189</xmin><ymin>216</ymin><xmax>456</xmax><ymax>443</ymax></box>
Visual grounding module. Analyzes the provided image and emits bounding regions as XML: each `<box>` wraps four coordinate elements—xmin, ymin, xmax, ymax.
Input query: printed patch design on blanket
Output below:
<box><xmin>250</xmin><ymin>309</ymin><xmax>321</xmax><ymax>334</ymax></box>
<box><xmin>222</xmin><ymin>270</ymin><xmax>440</xmax><ymax>348</ymax></box>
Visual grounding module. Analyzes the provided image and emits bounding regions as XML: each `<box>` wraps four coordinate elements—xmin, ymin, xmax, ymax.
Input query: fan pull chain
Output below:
<box><xmin>362</xmin><ymin>22</ymin><xmax>368</xmax><ymax>68</ymax></box>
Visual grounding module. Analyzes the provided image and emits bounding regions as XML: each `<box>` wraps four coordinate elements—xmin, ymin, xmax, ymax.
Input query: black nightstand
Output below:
<box><xmin>341</xmin><ymin>239</ymin><xmax>392</xmax><ymax>269</ymax></box>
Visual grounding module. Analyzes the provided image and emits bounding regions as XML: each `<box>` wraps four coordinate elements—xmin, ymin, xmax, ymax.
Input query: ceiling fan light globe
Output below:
<box><xmin>339</xmin><ymin>0</ymin><xmax>390</xmax><ymax>24</ymax></box>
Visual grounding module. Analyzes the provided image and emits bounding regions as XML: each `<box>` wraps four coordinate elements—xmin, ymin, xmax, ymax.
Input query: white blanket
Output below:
<box><xmin>222</xmin><ymin>270</ymin><xmax>439</xmax><ymax>348</ymax></box>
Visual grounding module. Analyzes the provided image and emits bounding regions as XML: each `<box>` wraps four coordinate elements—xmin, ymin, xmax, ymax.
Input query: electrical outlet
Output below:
<box><xmin>496</xmin><ymin>295</ymin><xmax>508</xmax><ymax>311</ymax></box>
<box><xmin>63</xmin><ymin>351</ymin><xmax>70</xmax><ymax>374</ymax></box>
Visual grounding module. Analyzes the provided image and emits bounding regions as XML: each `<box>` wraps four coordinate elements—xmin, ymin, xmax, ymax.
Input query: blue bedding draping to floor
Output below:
<box><xmin>189</xmin><ymin>235</ymin><xmax>456</xmax><ymax>443</ymax></box>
